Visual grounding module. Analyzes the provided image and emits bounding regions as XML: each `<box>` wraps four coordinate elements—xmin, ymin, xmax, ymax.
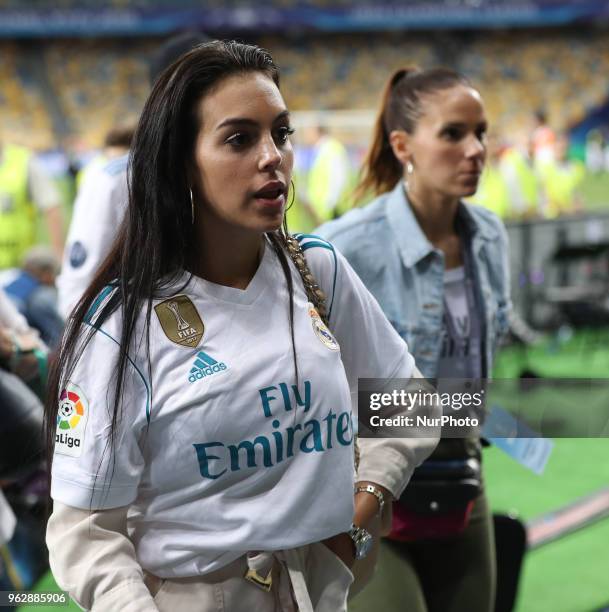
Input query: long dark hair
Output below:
<box><xmin>44</xmin><ymin>40</ymin><xmax>297</xmax><ymax>500</ymax></box>
<box><xmin>355</xmin><ymin>67</ymin><xmax>471</xmax><ymax>201</ymax></box>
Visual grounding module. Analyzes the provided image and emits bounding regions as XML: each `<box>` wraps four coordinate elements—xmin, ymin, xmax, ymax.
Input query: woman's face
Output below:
<box><xmin>192</xmin><ymin>72</ymin><xmax>294</xmax><ymax>234</ymax></box>
<box><xmin>404</xmin><ymin>85</ymin><xmax>488</xmax><ymax>199</ymax></box>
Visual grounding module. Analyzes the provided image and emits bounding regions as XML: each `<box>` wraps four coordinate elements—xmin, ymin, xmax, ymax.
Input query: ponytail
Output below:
<box><xmin>354</xmin><ymin>66</ymin><xmax>471</xmax><ymax>202</ymax></box>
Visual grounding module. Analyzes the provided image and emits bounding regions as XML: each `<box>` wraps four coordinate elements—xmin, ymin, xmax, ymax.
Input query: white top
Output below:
<box><xmin>50</xmin><ymin>235</ymin><xmax>415</xmax><ymax>578</ymax></box>
<box><xmin>437</xmin><ymin>265</ymin><xmax>482</xmax><ymax>381</ymax></box>
<box><xmin>28</xmin><ymin>157</ymin><xmax>61</xmax><ymax>211</ymax></box>
<box><xmin>56</xmin><ymin>155</ymin><xmax>128</xmax><ymax>319</ymax></box>
<box><xmin>0</xmin><ymin>286</ymin><xmax>30</xmax><ymax>332</ymax></box>
<box><xmin>443</xmin><ymin>266</ymin><xmax>469</xmax><ymax>336</ymax></box>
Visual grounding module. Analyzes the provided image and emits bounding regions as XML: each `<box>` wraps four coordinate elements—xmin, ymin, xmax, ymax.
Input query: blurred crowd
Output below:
<box><xmin>1</xmin><ymin>29</ymin><xmax>609</xmax><ymax>151</ymax></box>
<box><xmin>288</xmin><ymin>110</ymin><xmax>594</xmax><ymax>230</ymax></box>
<box><xmin>474</xmin><ymin>111</ymin><xmax>587</xmax><ymax>221</ymax></box>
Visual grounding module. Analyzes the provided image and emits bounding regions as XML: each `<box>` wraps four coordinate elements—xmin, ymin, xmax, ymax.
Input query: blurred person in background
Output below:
<box><xmin>0</xmin><ymin>139</ymin><xmax>64</xmax><ymax>269</ymax></box>
<box><xmin>473</xmin><ymin>132</ymin><xmax>510</xmax><ymax>219</ymax></box>
<box><xmin>603</xmin><ymin>126</ymin><xmax>609</xmax><ymax>172</ymax></box>
<box><xmin>0</xmin><ymin>285</ymin><xmax>49</xmax><ymax>591</ymax></box>
<box><xmin>2</xmin><ymin>246</ymin><xmax>63</xmax><ymax>349</ymax></box>
<box><xmin>538</xmin><ymin>132</ymin><xmax>585</xmax><ymax>218</ymax></box>
<box><xmin>75</xmin><ymin>124</ymin><xmax>135</xmax><ymax>191</ymax></box>
<box><xmin>0</xmin><ymin>285</ymin><xmax>48</xmax><ymax>470</ymax></box>
<box><xmin>531</xmin><ymin>108</ymin><xmax>556</xmax><ymax>167</ymax></box>
<box><xmin>585</xmin><ymin>128</ymin><xmax>605</xmax><ymax>175</ymax></box>
<box><xmin>56</xmin><ymin>146</ymin><xmax>129</xmax><ymax>319</ymax></box>
<box><xmin>318</xmin><ymin>67</ymin><xmax>511</xmax><ymax>612</ymax></box>
<box><xmin>57</xmin><ymin>32</ymin><xmax>209</xmax><ymax>319</ymax></box>
<box><xmin>44</xmin><ymin>40</ymin><xmax>437</xmax><ymax>612</ymax></box>
<box><xmin>287</xmin><ymin>123</ymin><xmax>352</xmax><ymax>232</ymax></box>
<box><xmin>500</xmin><ymin>131</ymin><xmax>544</xmax><ymax>219</ymax></box>
<box><xmin>0</xmin><ymin>287</ymin><xmax>46</xmax><ymax>385</ymax></box>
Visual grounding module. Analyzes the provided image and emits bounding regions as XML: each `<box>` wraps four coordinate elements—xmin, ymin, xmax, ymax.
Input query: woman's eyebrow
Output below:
<box><xmin>216</xmin><ymin>110</ymin><xmax>290</xmax><ymax>131</ymax></box>
<box><xmin>440</xmin><ymin>122</ymin><xmax>466</xmax><ymax>129</ymax></box>
<box><xmin>216</xmin><ymin>117</ymin><xmax>258</xmax><ymax>131</ymax></box>
<box><xmin>440</xmin><ymin>120</ymin><xmax>488</xmax><ymax>129</ymax></box>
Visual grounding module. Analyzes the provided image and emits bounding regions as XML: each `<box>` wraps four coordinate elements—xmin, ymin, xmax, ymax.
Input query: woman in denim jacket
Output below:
<box><xmin>317</xmin><ymin>67</ymin><xmax>511</xmax><ymax>612</ymax></box>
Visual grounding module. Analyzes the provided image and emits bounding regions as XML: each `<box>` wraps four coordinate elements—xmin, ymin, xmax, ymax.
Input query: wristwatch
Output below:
<box><xmin>355</xmin><ymin>484</ymin><xmax>385</xmax><ymax>515</ymax></box>
<box><xmin>348</xmin><ymin>523</ymin><xmax>373</xmax><ymax>561</ymax></box>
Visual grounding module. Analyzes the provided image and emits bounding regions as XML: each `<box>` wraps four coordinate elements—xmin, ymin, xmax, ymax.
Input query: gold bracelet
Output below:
<box><xmin>355</xmin><ymin>484</ymin><xmax>385</xmax><ymax>515</ymax></box>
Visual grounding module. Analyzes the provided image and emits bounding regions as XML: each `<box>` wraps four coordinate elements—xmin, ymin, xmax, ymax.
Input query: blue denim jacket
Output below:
<box><xmin>316</xmin><ymin>182</ymin><xmax>511</xmax><ymax>378</ymax></box>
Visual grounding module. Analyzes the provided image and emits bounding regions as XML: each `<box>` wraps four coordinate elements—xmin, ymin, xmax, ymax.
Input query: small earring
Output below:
<box><xmin>406</xmin><ymin>161</ymin><xmax>414</xmax><ymax>175</ymax></box>
<box><xmin>190</xmin><ymin>188</ymin><xmax>195</xmax><ymax>224</ymax></box>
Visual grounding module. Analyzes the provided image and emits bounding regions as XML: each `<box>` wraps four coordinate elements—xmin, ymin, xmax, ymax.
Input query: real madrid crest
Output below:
<box><xmin>154</xmin><ymin>295</ymin><xmax>204</xmax><ymax>348</ymax></box>
<box><xmin>308</xmin><ymin>303</ymin><xmax>339</xmax><ymax>351</ymax></box>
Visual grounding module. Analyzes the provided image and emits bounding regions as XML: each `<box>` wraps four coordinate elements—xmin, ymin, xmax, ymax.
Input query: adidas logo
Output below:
<box><xmin>188</xmin><ymin>351</ymin><xmax>228</xmax><ymax>383</ymax></box>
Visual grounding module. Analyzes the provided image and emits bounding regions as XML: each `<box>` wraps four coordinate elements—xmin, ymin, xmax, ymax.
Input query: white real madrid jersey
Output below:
<box><xmin>51</xmin><ymin>235</ymin><xmax>414</xmax><ymax>577</ymax></box>
<box><xmin>57</xmin><ymin>155</ymin><xmax>129</xmax><ymax>319</ymax></box>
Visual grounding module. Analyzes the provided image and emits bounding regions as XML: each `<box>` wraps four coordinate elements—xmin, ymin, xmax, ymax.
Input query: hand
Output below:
<box><xmin>15</xmin><ymin>331</ymin><xmax>43</xmax><ymax>380</ymax></box>
<box><xmin>0</xmin><ymin>328</ymin><xmax>13</xmax><ymax>361</ymax></box>
<box><xmin>15</xmin><ymin>330</ymin><xmax>41</xmax><ymax>353</ymax></box>
<box><xmin>321</xmin><ymin>532</ymin><xmax>355</xmax><ymax>569</ymax></box>
<box><xmin>0</xmin><ymin>328</ymin><xmax>43</xmax><ymax>381</ymax></box>
<box><xmin>14</xmin><ymin>352</ymin><xmax>40</xmax><ymax>381</ymax></box>
<box><xmin>322</xmin><ymin>482</ymin><xmax>391</xmax><ymax>570</ymax></box>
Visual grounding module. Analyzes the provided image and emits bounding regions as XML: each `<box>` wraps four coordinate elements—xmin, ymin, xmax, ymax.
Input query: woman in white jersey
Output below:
<box><xmin>318</xmin><ymin>67</ymin><xmax>511</xmax><ymax>612</ymax></box>
<box><xmin>44</xmin><ymin>41</ymin><xmax>437</xmax><ymax>611</ymax></box>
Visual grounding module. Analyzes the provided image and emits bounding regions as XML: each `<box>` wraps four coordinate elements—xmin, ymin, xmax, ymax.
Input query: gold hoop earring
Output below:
<box><xmin>285</xmin><ymin>179</ymin><xmax>296</xmax><ymax>212</ymax></box>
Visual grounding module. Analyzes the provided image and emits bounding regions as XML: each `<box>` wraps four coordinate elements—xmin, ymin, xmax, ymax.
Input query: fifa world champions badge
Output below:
<box><xmin>56</xmin><ymin>382</ymin><xmax>89</xmax><ymax>457</ymax></box>
<box><xmin>308</xmin><ymin>303</ymin><xmax>339</xmax><ymax>351</ymax></box>
<box><xmin>155</xmin><ymin>295</ymin><xmax>204</xmax><ymax>348</ymax></box>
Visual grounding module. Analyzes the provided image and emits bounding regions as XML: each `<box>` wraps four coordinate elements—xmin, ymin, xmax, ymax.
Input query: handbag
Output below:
<box><xmin>388</xmin><ymin>440</ymin><xmax>482</xmax><ymax>541</ymax></box>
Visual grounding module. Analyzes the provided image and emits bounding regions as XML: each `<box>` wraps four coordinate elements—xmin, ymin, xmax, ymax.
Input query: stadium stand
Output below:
<box><xmin>1</xmin><ymin>28</ymin><xmax>608</xmax><ymax>150</ymax></box>
<box><xmin>0</xmin><ymin>43</ymin><xmax>54</xmax><ymax>149</ymax></box>
<box><xmin>43</xmin><ymin>40</ymin><xmax>152</xmax><ymax>147</ymax></box>
<box><xmin>0</xmin><ymin>0</ymin><xmax>571</xmax><ymax>7</ymax></box>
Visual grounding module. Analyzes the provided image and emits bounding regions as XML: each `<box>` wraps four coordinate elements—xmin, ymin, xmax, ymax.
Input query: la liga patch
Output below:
<box><xmin>55</xmin><ymin>382</ymin><xmax>89</xmax><ymax>457</ymax></box>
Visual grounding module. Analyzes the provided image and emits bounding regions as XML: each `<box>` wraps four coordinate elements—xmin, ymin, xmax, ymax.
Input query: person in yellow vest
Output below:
<box><xmin>472</xmin><ymin>133</ymin><xmax>510</xmax><ymax>219</ymax></box>
<box><xmin>538</xmin><ymin>133</ymin><xmax>585</xmax><ymax>218</ymax></box>
<box><xmin>473</xmin><ymin>132</ymin><xmax>543</xmax><ymax>220</ymax></box>
<box><xmin>531</xmin><ymin>109</ymin><xmax>556</xmax><ymax>168</ymax></box>
<box><xmin>0</xmin><ymin>141</ymin><xmax>63</xmax><ymax>269</ymax></box>
<box><xmin>500</xmin><ymin>134</ymin><xmax>544</xmax><ymax>219</ymax></box>
<box><xmin>287</xmin><ymin>125</ymin><xmax>352</xmax><ymax>232</ymax></box>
